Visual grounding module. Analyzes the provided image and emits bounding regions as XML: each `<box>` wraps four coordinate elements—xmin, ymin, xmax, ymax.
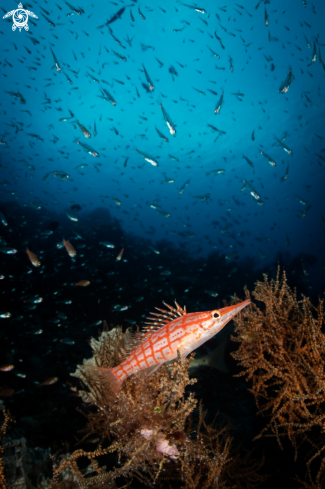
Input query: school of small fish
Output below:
<box><xmin>0</xmin><ymin>0</ymin><xmax>324</xmax><ymax>265</ymax></box>
<box><xmin>0</xmin><ymin>0</ymin><xmax>324</xmax><ymax>397</ymax></box>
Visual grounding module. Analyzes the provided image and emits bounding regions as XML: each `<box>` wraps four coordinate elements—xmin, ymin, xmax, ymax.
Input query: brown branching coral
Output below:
<box><xmin>231</xmin><ymin>268</ymin><xmax>325</xmax><ymax>486</ymax></box>
<box><xmin>0</xmin><ymin>402</ymin><xmax>11</xmax><ymax>489</ymax></box>
<box><xmin>50</xmin><ymin>323</ymin><xmax>265</xmax><ymax>489</ymax></box>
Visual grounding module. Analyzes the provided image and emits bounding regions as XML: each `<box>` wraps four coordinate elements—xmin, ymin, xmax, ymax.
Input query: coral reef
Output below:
<box><xmin>231</xmin><ymin>268</ymin><xmax>325</xmax><ymax>487</ymax></box>
<box><xmin>49</xmin><ymin>323</ymin><xmax>264</xmax><ymax>488</ymax></box>
<box><xmin>3</xmin><ymin>269</ymin><xmax>324</xmax><ymax>488</ymax></box>
<box><xmin>2</xmin><ymin>259</ymin><xmax>325</xmax><ymax>489</ymax></box>
<box><xmin>0</xmin><ymin>400</ymin><xmax>53</xmax><ymax>489</ymax></box>
<box><xmin>0</xmin><ymin>402</ymin><xmax>10</xmax><ymax>489</ymax></box>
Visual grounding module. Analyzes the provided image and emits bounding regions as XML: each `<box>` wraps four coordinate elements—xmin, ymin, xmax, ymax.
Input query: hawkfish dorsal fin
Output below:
<box><xmin>163</xmin><ymin>300</ymin><xmax>186</xmax><ymax>315</ymax></box>
<box><xmin>145</xmin><ymin>300</ymin><xmax>187</xmax><ymax>328</ymax></box>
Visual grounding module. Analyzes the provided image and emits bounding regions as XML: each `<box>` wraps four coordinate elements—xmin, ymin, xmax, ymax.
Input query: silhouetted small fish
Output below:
<box><xmin>106</xmin><ymin>7</ymin><xmax>125</xmax><ymax>26</ymax></box>
<box><xmin>75</xmin><ymin>280</ymin><xmax>90</xmax><ymax>286</ymax></box>
<box><xmin>0</xmin><ymin>364</ymin><xmax>15</xmax><ymax>372</ymax></box>
<box><xmin>39</xmin><ymin>377</ymin><xmax>59</xmax><ymax>386</ymax></box>
<box><xmin>63</xmin><ymin>239</ymin><xmax>76</xmax><ymax>257</ymax></box>
<box><xmin>141</xmin><ymin>83</ymin><xmax>150</xmax><ymax>93</ymax></box>
<box><xmin>26</xmin><ymin>248</ymin><xmax>41</xmax><ymax>267</ymax></box>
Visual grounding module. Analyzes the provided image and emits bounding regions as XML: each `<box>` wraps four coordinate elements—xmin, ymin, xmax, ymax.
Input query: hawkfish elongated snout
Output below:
<box><xmin>212</xmin><ymin>299</ymin><xmax>251</xmax><ymax>331</ymax></box>
<box><xmin>219</xmin><ymin>299</ymin><xmax>251</xmax><ymax>316</ymax></box>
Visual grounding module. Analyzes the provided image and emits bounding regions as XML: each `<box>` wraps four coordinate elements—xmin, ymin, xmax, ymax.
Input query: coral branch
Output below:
<box><xmin>231</xmin><ymin>268</ymin><xmax>325</xmax><ymax>486</ymax></box>
<box><xmin>0</xmin><ymin>403</ymin><xmax>11</xmax><ymax>489</ymax></box>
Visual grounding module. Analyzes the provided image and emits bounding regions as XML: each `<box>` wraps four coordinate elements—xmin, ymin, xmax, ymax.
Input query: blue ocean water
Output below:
<box><xmin>1</xmin><ymin>0</ymin><xmax>324</xmax><ymax>274</ymax></box>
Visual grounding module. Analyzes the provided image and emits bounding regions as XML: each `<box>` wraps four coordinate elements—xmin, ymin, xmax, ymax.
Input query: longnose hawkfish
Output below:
<box><xmin>95</xmin><ymin>298</ymin><xmax>250</xmax><ymax>398</ymax></box>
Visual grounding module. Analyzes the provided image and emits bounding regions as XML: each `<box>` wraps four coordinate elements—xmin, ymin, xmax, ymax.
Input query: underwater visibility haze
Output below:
<box><xmin>0</xmin><ymin>0</ymin><xmax>325</xmax><ymax>487</ymax></box>
<box><xmin>0</xmin><ymin>0</ymin><xmax>324</xmax><ymax>265</ymax></box>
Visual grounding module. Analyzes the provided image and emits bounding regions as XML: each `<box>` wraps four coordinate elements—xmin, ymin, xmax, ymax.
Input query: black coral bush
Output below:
<box><xmin>50</xmin><ymin>325</ymin><xmax>264</xmax><ymax>488</ymax></box>
<box><xmin>231</xmin><ymin>268</ymin><xmax>325</xmax><ymax>487</ymax></box>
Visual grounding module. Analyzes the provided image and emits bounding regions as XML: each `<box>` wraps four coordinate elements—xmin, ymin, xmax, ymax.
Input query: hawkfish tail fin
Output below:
<box><xmin>98</xmin><ymin>366</ymin><xmax>123</xmax><ymax>396</ymax></box>
<box><xmin>88</xmin><ymin>365</ymin><xmax>124</xmax><ymax>398</ymax></box>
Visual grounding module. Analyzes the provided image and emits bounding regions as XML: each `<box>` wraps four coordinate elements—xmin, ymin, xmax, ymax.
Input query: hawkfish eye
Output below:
<box><xmin>213</xmin><ymin>311</ymin><xmax>220</xmax><ymax>319</ymax></box>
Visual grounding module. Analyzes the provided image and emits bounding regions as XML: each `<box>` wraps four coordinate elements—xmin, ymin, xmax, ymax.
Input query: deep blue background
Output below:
<box><xmin>0</xmin><ymin>0</ymin><xmax>324</xmax><ymax>274</ymax></box>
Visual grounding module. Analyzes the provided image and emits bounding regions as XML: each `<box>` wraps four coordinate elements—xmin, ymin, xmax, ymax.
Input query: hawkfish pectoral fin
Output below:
<box><xmin>177</xmin><ymin>343</ymin><xmax>198</xmax><ymax>359</ymax></box>
<box><xmin>177</xmin><ymin>334</ymin><xmax>211</xmax><ymax>359</ymax></box>
<box><xmin>137</xmin><ymin>363</ymin><xmax>163</xmax><ymax>377</ymax></box>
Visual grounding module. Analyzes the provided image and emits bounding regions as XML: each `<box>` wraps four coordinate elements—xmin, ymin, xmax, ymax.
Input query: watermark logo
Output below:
<box><xmin>3</xmin><ymin>3</ymin><xmax>38</xmax><ymax>32</ymax></box>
